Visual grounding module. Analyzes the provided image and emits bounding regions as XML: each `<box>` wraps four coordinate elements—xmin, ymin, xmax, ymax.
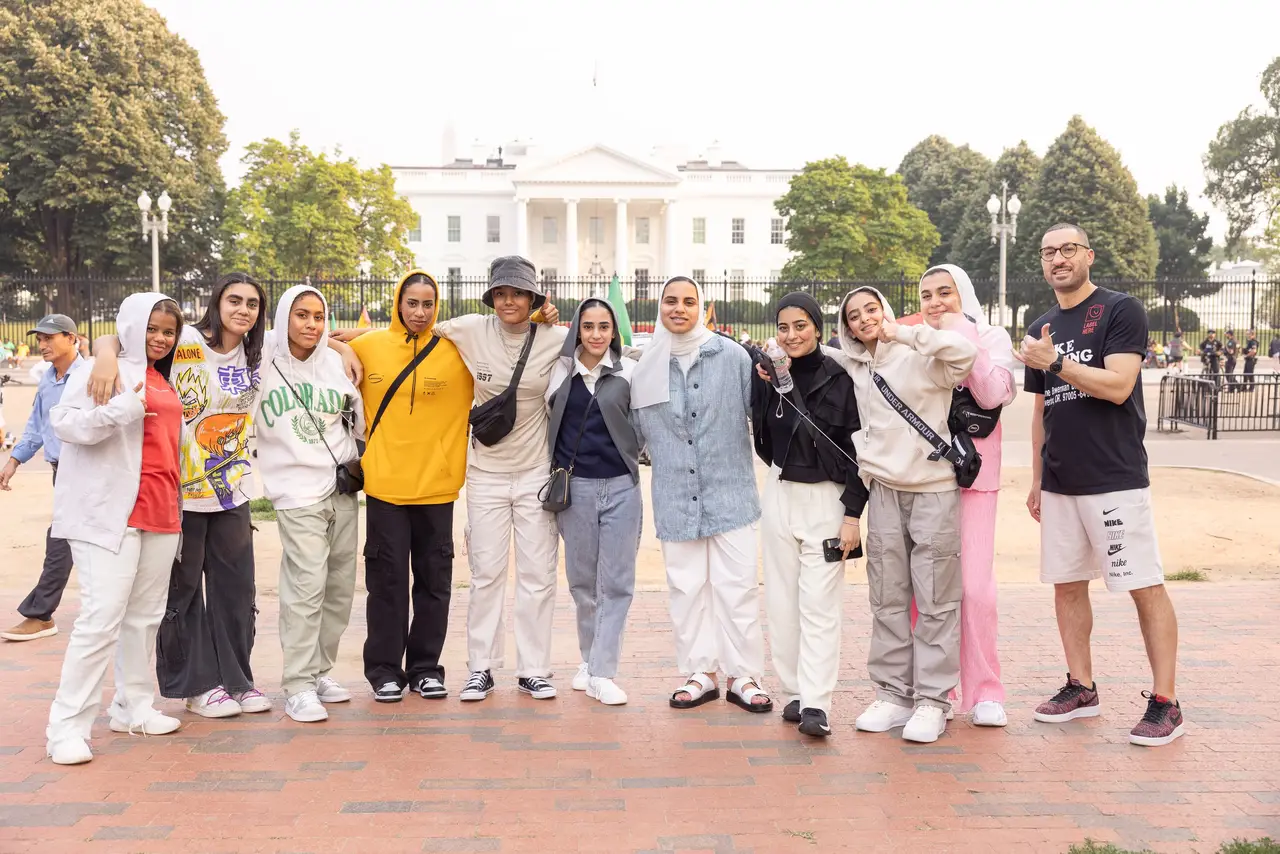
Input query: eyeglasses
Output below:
<box><xmin>1039</xmin><ymin>242</ymin><xmax>1089</xmax><ymax>262</ymax></box>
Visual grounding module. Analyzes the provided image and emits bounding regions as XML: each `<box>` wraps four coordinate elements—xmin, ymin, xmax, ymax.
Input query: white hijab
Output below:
<box><xmin>925</xmin><ymin>263</ymin><xmax>1019</xmax><ymax>378</ymax></box>
<box><xmin>630</xmin><ymin>276</ymin><xmax>713</xmax><ymax>409</ymax></box>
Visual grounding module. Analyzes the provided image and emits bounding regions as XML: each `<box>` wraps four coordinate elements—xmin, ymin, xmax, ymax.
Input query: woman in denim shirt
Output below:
<box><xmin>631</xmin><ymin>277</ymin><xmax>772</xmax><ymax>714</ymax></box>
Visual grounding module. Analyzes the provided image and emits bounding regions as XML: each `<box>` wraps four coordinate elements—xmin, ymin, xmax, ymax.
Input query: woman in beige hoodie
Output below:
<box><xmin>835</xmin><ymin>286</ymin><xmax>976</xmax><ymax>744</ymax></box>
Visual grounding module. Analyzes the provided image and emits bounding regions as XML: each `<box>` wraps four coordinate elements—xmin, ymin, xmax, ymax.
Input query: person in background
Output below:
<box><xmin>1199</xmin><ymin>330</ymin><xmax>1221</xmax><ymax>380</ymax></box>
<box><xmin>1242</xmin><ymin>330</ymin><xmax>1259</xmax><ymax>390</ymax></box>
<box><xmin>0</xmin><ymin>316</ymin><xmax>85</xmax><ymax>642</ymax></box>
<box><xmin>631</xmin><ymin>276</ymin><xmax>773</xmax><ymax>715</ymax></box>
<box><xmin>751</xmin><ymin>292</ymin><xmax>865</xmax><ymax>738</ymax></box>
<box><xmin>1223</xmin><ymin>329</ymin><xmax>1239</xmax><ymax>390</ymax></box>
<box><xmin>1166</xmin><ymin>330</ymin><xmax>1183</xmax><ymax>374</ymax></box>
<box><xmin>546</xmin><ymin>299</ymin><xmax>642</xmax><ymax>706</ymax></box>
<box><xmin>1270</xmin><ymin>335</ymin><xmax>1280</xmax><ymax>368</ymax></box>
<box><xmin>45</xmin><ymin>293</ymin><xmax>185</xmax><ymax>764</ymax></box>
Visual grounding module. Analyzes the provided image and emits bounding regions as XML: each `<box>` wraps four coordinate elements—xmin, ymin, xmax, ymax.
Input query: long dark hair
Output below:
<box><xmin>151</xmin><ymin>298</ymin><xmax>185</xmax><ymax>380</ymax></box>
<box><xmin>194</xmin><ymin>272</ymin><xmax>267</xmax><ymax>369</ymax></box>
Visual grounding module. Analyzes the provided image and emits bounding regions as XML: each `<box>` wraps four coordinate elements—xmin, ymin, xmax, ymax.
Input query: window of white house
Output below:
<box><xmin>635</xmin><ymin>268</ymin><xmax>650</xmax><ymax>300</ymax></box>
<box><xmin>543</xmin><ymin>216</ymin><xmax>557</xmax><ymax>244</ymax></box>
<box><xmin>692</xmin><ymin>217</ymin><xmax>706</xmax><ymax>244</ymax></box>
<box><xmin>589</xmin><ymin>217</ymin><xmax>604</xmax><ymax>245</ymax></box>
<box><xmin>487</xmin><ymin>215</ymin><xmax>500</xmax><ymax>243</ymax></box>
<box><xmin>447</xmin><ymin>267</ymin><xmax>461</xmax><ymax>284</ymax></box>
<box><xmin>731</xmin><ymin>218</ymin><xmax>745</xmax><ymax>244</ymax></box>
<box><xmin>771</xmin><ymin>218</ymin><xmax>785</xmax><ymax>245</ymax></box>
<box><xmin>691</xmin><ymin>268</ymin><xmax>706</xmax><ymax>284</ymax></box>
<box><xmin>447</xmin><ymin>216</ymin><xmax>461</xmax><ymax>243</ymax></box>
<box><xmin>730</xmin><ymin>270</ymin><xmax>745</xmax><ymax>301</ymax></box>
<box><xmin>635</xmin><ymin>217</ymin><xmax>650</xmax><ymax>244</ymax></box>
<box><xmin>408</xmin><ymin>214</ymin><xmax>422</xmax><ymax>243</ymax></box>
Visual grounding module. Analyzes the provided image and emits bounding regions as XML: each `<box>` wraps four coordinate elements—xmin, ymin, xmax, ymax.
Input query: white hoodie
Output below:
<box><xmin>50</xmin><ymin>293</ymin><xmax>183</xmax><ymax>552</ymax></box>
<box><xmin>255</xmin><ymin>285</ymin><xmax>364</xmax><ymax>511</ymax></box>
<box><xmin>835</xmin><ymin>287</ymin><xmax>977</xmax><ymax>493</ymax></box>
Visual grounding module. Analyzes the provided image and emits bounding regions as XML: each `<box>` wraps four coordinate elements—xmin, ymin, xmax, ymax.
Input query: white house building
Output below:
<box><xmin>391</xmin><ymin>140</ymin><xmax>798</xmax><ymax>301</ymax></box>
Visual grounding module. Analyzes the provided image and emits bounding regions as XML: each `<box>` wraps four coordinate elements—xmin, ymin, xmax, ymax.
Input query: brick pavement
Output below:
<box><xmin>1</xmin><ymin>582</ymin><xmax>1278</xmax><ymax>853</ymax></box>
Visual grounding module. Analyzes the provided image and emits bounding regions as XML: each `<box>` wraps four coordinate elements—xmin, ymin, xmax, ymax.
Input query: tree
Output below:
<box><xmin>0</xmin><ymin>0</ymin><xmax>227</xmax><ymax>276</ymax></box>
<box><xmin>1148</xmin><ymin>185</ymin><xmax>1213</xmax><ymax>277</ymax></box>
<box><xmin>776</xmin><ymin>156</ymin><xmax>939</xmax><ymax>302</ymax></box>
<box><xmin>218</xmin><ymin>132</ymin><xmax>417</xmax><ymax>280</ymax></box>
<box><xmin>897</xmin><ymin>136</ymin><xmax>993</xmax><ymax>266</ymax></box>
<box><xmin>1204</xmin><ymin>56</ymin><xmax>1280</xmax><ymax>248</ymax></box>
<box><xmin>950</xmin><ymin>141</ymin><xmax>1044</xmax><ymax>292</ymax></box>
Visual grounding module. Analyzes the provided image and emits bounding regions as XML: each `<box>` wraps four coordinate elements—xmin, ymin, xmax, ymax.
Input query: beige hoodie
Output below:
<box><xmin>834</xmin><ymin>287</ymin><xmax>977</xmax><ymax>493</ymax></box>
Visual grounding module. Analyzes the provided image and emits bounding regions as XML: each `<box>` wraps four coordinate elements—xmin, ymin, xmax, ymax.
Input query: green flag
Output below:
<box><xmin>607</xmin><ymin>274</ymin><xmax>633</xmax><ymax>346</ymax></box>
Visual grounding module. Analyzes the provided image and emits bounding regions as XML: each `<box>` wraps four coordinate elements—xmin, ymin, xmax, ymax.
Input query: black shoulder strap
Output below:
<box><xmin>870</xmin><ymin>371</ymin><xmax>961</xmax><ymax>465</ymax></box>
<box><xmin>505</xmin><ymin>324</ymin><xmax>537</xmax><ymax>393</ymax></box>
<box><xmin>272</xmin><ymin>362</ymin><xmax>341</xmax><ymax>467</ymax></box>
<box><xmin>368</xmin><ymin>336</ymin><xmax>440</xmax><ymax>443</ymax></box>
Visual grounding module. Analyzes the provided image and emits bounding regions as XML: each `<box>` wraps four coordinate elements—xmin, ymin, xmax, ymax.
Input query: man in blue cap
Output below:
<box><xmin>0</xmin><ymin>314</ymin><xmax>86</xmax><ymax>642</ymax></box>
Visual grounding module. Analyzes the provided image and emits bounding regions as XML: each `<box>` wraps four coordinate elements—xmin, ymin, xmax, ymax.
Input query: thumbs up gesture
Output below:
<box><xmin>1014</xmin><ymin>323</ymin><xmax>1058</xmax><ymax>370</ymax></box>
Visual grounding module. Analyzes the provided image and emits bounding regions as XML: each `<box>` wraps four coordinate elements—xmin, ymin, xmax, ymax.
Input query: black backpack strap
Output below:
<box><xmin>870</xmin><ymin>371</ymin><xmax>961</xmax><ymax>466</ymax></box>
<box><xmin>367</xmin><ymin>336</ymin><xmax>440</xmax><ymax>444</ymax></box>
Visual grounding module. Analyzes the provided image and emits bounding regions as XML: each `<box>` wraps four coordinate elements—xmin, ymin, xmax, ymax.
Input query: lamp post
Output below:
<box><xmin>138</xmin><ymin>190</ymin><xmax>171</xmax><ymax>293</ymax></box>
<box><xmin>986</xmin><ymin>181</ymin><xmax>1021</xmax><ymax>330</ymax></box>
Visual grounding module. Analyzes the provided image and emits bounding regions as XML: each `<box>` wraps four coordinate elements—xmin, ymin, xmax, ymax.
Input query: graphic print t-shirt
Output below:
<box><xmin>170</xmin><ymin>326</ymin><xmax>259</xmax><ymax>512</ymax></box>
<box><xmin>1024</xmin><ymin>287</ymin><xmax>1149</xmax><ymax>496</ymax></box>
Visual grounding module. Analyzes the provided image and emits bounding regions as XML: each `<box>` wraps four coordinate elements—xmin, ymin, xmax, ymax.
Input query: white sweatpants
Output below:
<box><xmin>660</xmin><ymin>524</ymin><xmax>764</xmax><ymax>679</ymax></box>
<box><xmin>48</xmin><ymin>529</ymin><xmax>179</xmax><ymax>742</ymax></box>
<box><xmin>761</xmin><ymin>475</ymin><xmax>846</xmax><ymax>713</ymax></box>
<box><xmin>464</xmin><ymin>466</ymin><xmax>560</xmax><ymax>678</ymax></box>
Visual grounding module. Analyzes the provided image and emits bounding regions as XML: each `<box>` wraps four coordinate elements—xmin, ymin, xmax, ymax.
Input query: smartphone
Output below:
<box><xmin>823</xmin><ymin>537</ymin><xmax>862</xmax><ymax>562</ymax></box>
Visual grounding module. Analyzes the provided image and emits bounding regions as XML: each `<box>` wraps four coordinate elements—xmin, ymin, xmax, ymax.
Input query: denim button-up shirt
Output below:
<box><xmin>11</xmin><ymin>356</ymin><xmax>84</xmax><ymax>466</ymax></box>
<box><xmin>632</xmin><ymin>335</ymin><xmax>760</xmax><ymax>542</ymax></box>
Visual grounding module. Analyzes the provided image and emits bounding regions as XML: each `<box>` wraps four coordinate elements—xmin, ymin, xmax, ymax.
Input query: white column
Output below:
<box><xmin>614</xmin><ymin>199</ymin><xmax>628</xmax><ymax>279</ymax></box>
<box><xmin>664</xmin><ymin>198</ymin><xmax>678</xmax><ymax>278</ymax></box>
<box><xmin>515</xmin><ymin>198</ymin><xmax>528</xmax><ymax>257</ymax></box>
<box><xmin>564</xmin><ymin>199</ymin><xmax>578</xmax><ymax>279</ymax></box>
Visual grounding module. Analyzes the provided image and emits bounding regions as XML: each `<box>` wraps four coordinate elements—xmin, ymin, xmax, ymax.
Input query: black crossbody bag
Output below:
<box><xmin>273</xmin><ymin>364</ymin><xmax>364</xmax><ymax>495</ymax></box>
<box><xmin>470</xmin><ymin>325</ymin><xmax>537</xmax><ymax>447</ymax></box>
<box><xmin>871</xmin><ymin>371</ymin><xmax>982</xmax><ymax>489</ymax></box>
<box><xmin>949</xmin><ymin>386</ymin><xmax>1002</xmax><ymax>438</ymax></box>
<box><xmin>538</xmin><ymin>396</ymin><xmax>596</xmax><ymax>513</ymax></box>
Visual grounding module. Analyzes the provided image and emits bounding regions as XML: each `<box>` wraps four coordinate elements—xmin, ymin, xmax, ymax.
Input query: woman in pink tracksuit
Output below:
<box><xmin>918</xmin><ymin>264</ymin><xmax>1017</xmax><ymax>727</ymax></box>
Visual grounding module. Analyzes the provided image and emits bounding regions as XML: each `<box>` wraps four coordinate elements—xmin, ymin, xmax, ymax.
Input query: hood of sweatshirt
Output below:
<box><xmin>118</xmin><ymin>291</ymin><xmax>178</xmax><ymax>379</ymax></box>
<box><xmin>391</xmin><ymin>269</ymin><xmax>439</xmax><ymax>341</ymax></box>
<box><xmin>837</xmin><ymin>286</ymin><xmax>897</xmax><ymax>365</ymax></box>
<box><xmin>271</xmin><ymin>284</ymin><xmax>329</xmax><ymax>365</ymax></box>
<box><xmin>559</xmin><ymin>297</ymin><xmax>623</xmax><ymax>362</ymax></box>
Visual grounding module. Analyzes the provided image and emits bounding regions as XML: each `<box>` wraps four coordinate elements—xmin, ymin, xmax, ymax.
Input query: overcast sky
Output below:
<box><xmin>149</xmin><ymin>0</ymin><xmax>1279</xmax><ymax>243</ymax></box>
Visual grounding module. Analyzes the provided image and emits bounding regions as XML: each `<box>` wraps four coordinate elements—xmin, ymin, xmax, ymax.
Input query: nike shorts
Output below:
<box><xmin>1039</xmin><ymin>488</ymin><xmax>1164</xmax><ymax>592</ymax></box>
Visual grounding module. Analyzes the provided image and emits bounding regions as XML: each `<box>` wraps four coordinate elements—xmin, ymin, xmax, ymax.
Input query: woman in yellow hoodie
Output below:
<box><xmin>337</xmin><ymin>271</ymin><xmax>473</xmax><ymax>702</ymax></box>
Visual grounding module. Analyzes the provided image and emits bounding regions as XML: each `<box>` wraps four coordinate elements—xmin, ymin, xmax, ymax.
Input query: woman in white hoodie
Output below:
<box><xmin>255</xmin><ymin>286</ymin><xmax>365</xmax><ymax>723</ymax></box>
<box><xmin>836</xmin><ymin>286</ymin><xmax>976</xmax><ymax>744</ymax></box>
<box><xmin>45</xmin><ymin>293</ymin><xmax>186</xmax><ymax>765</ymax></box>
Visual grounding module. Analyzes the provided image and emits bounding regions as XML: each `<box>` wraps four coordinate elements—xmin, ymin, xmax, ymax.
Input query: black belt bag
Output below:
<box><xmin>872</xmin><ymin>371</ymin><xmax>982</xmax><ymax>489</ymax></box>
<box><xmin>470</xmin><ymin>325</ymin><xmax>537</xmax><ymax>447</ymax></box>
<box><xmin>949</xmin><ymin>386</ymin><xmax>1002</xmax><ymax>438</ymax></box>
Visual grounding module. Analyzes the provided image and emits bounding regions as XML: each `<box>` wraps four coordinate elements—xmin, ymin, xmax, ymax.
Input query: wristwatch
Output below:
<box><xmin>1048</xmin><ymin>355</ymin><xmax>1065</xmax><ymax>374</ymax></box>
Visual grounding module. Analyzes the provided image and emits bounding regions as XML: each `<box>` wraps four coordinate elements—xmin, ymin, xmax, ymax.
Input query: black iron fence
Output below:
<box><xmin>1156</xmin><ymin>374</ymin><xmax>1280</xmax><ymax>438</ymax></box>
<box><xmin>2</xmin><ymin>273</ymin><xmax>1278</xmax><ymax>350</ymax></box>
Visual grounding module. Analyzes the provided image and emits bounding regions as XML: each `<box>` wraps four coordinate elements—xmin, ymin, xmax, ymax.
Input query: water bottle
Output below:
<box><xmin>765</xmin><ymin>338</ymin><xmax>794</xmax><ymax>394</ymax></box>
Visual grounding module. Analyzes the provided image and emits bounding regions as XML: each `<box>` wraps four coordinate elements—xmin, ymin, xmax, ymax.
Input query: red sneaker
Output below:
<box><xmin>1129</xmin><ymin>691</ymin><xmax>1185</xmax><ymax>747</ymax></box>
<box><xmin>1034</xmin><ymin>674</ymin><xmax>1101</xmax><ymax>723</ymax></box>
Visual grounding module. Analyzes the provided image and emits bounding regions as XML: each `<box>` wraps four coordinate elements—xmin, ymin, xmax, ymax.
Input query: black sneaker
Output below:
<box><xmin>782</xmin><ymin>700</ymin><xmax>802</xmax><ymax>723</ymax></box>
<box><xmin>517</xmin><ymin>676</ymin><xmax>557</xmax><ymax>700</ymax></box>
<box><xmin>373</xmin><ymin>681</ymin><xmax>406</xmax><ymax>703</ymax></box>
<box><xmin>414</xmin><ymin>676</ymin><xmax>447</xmax><ymax>699</ymax></box>
<box><xmin>459</xmin><ymin>670</ymin><xmax>494</xmax><ymax>702</ymax></box>
<box><xmin>798</xmin><ymin>707</ymin><xmax>832</xmax><ymax>738</ymax></box>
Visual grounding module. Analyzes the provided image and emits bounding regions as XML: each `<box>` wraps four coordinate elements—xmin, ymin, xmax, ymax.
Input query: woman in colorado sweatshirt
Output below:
<box><xmin>45</xmin><ymin>293</ymin><xmax>185</xmax><ymax>765</ymax></box>
<box><xmin>545</xmin><ymin>299</ymin><xmax>642</xmax><ymax>706</ymax></box>
<box><xmin>256</xmin><ymin>285</ymin><xmax>365</xmax><ymax>723</ymax></box>
<box><xmin>836</xmin><ymin>286</ymin><xmax>976</xmax><ymax>744</ymax></box>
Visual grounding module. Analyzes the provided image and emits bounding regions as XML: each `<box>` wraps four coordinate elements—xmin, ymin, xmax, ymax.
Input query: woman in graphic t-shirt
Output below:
<box><xmin>45</xmin><ymin>293</ymin><xmax>185</xmax><ymax>765</ymax></box>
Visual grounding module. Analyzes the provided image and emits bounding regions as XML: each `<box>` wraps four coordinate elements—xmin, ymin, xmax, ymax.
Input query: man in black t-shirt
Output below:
<box><xmin>1242</xmin><ymin>330</ymin><xmax>1259</xmax><ymax>390</ymax></box>
<box><xmin>1223</xmin><ymin>330</ymin><xmax>1240</xmax><ymax>389</ymax></box>
<box><xmin>1015</xmin><ymin>223</ymin><xmax>1183</xmax><ymax>748</ymax></box>
<box><xmin>1199</xmin><ymin>331</ymin><xmax>1221</xmax><ymax>380</ymax></box>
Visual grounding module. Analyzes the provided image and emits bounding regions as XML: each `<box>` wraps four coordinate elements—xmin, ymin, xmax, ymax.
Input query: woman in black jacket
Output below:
<box><xmin>751</xmin><ymin>292</ymin><xmax>868</xmax><ymax>738</ymax></box>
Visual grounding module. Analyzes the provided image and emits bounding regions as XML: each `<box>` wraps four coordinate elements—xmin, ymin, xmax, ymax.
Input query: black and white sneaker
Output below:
<box><xmin>373</xmin><ymin>681</ymin><xmax>407</xmax><ymax>703</ymax></box>
<box><xmin>517</xmin><ymin>676</ymin><xmax>557</xmax><ymax>700</ymax></box>
<box><xmin>798</xmin><ymin>707</ymin><xmax>832</xmax><ymax>738</ymax></box>
<box><xmin>414</xmin><ymin>676</ymin><xmax>447</xmax><ymax>699</ymax></box>
<box><xmin>459</xmin><ymin>671</ymin><xmax>494</xmax><ymax>702</ymax></box>
<box><xmin>782</xmin><ymin>700</ymin><xmax>802</xmax><ymax>723</ymax></box>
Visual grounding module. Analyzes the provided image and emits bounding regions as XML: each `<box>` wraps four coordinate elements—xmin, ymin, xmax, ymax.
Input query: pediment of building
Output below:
<box><xmin>514</xmin><ymin>144</ymin><xmax>680</xmax><ymax>186</ymax></box>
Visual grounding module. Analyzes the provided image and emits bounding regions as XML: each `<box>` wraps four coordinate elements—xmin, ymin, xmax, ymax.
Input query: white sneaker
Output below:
<box><xmin>231</xmin><ymin>688</ymin><xmax>272</xmax><ymax>713</ymax></box>
<box><xmin>186</xmin><ymin>687</ymin><xmax>241</xmax><ymax>718</ymax></box>
<box><xmin>285</xmin><ymin>690</ymin><xmax>329</xmax><ymax>723</ymax></box>
<box><xmin>316</xmin><ymin>676</ymin><xmax>352</xmax><ymax>703</ymax></box>
<box><xmin>586</xmin><ymin>677</ymin><xmax>627</xmax><ymax>706</ymax></box>
<box><xmin>572</xmin><ymin>662</ymin><xmax>590</xmax><ymax>692</ymax></box>
<box><xmin>971</xmin><ymin>701</ymin><xmax>1008</xmax><ymax>728</ymax></box>
<box><xmin>47</xmin><ymin>737</ymin><xmax>93</xmax><ymax>765</ymax></box>
<box><xmin>902</xmin><ymin>705</ymin><xmax>949</xmax><ymax>743</ymax></box>
<box><xmin>109</xmin><ymin>713</ymin><xmax>181</xmax><ymax>735</ymax></box>
<box><xmin>855</xmin><ymin>700</ymin><xmax>915</xmax><ymax>732</ymax></box>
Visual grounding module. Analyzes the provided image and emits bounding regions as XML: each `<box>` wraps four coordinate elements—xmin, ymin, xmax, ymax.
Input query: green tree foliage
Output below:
<box><xmin>897</xmin><ymin>136</ymin><xmax>993</xmax><ymax>266</ymax></box>
<box><xmin>0</xmin><ymin>0</ymin><xmax>227</xmax><ymax>276</ymax></box>
<box><xmin>1204</xmin><ymin>56</ymin><xmax>1280</xmax><ymax>248</ymax></box>
<box><xmin>776</xmin><ymin>156</ymin><xmax>939</xmax><ymax>302</ymax></box>
<box><xmin>219</xmin><ymin>132</ymin><xmax>416</xmax><ymax>280</ymax></box>
<box><xmin>950</xmin><ymin>141</ymin><xmax>1044</xmax><ymax>295</ymax></box>
<box><xmin>1148</xmin><ymin>184</ymin><xmax>1213</xmax><ymax>277</ymax></box>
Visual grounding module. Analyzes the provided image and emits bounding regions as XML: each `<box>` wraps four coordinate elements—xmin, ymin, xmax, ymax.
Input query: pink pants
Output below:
<box><xmin>910</xmin><ymin>489</ymin><xmax>1003</xmax><ymax>712</ymax></box>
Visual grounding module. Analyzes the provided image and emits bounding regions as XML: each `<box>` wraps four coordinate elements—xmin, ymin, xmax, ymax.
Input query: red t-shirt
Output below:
<box><xmin>128</xmin><ymin>367</ymin><xmax>183</xmax><ymax>533</ymax></box>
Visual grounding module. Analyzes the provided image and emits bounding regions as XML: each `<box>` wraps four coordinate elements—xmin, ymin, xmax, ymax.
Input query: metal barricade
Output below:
<box><xmin>1157</xmin><ymin>373</ymin><xmax>1280</xmax><ymax>438</ymax></box>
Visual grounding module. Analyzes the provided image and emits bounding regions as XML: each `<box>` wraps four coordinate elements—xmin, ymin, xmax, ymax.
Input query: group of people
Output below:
<box><xmin>1</xmin><ymin>223</ymin><xmax>1185</xmax><ymax>767</ymax></box>
<box><xmin>1196</xmin><ymin>328</ymin><xmax>1263</xmax><ymax>389</ymax></box>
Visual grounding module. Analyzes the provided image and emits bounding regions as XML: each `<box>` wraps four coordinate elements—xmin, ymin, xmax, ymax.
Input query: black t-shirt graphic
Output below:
<box><xmin>1024</xmin><ymin>287</ymin><xmax>1150</xmax><ymax>496</ymax></box>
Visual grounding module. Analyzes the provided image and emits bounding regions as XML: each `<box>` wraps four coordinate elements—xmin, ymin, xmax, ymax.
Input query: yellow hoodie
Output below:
<box><xmin>350</xmin><ymin>270</ymin><xmax>473</xmax><ymax>504</ymax></box>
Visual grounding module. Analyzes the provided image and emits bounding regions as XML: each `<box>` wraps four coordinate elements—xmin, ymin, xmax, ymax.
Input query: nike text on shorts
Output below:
<box><xmin>1039</xmin><ymin>488</ymin><xmax>1164</xmax><ymax>592</ymax></box>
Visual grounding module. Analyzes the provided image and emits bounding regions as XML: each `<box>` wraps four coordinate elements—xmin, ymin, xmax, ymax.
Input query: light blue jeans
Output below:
<box><xmin>556</xmin><ymin>475</ymin><xmax>642</xmax><ymax>679</ymax></box>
